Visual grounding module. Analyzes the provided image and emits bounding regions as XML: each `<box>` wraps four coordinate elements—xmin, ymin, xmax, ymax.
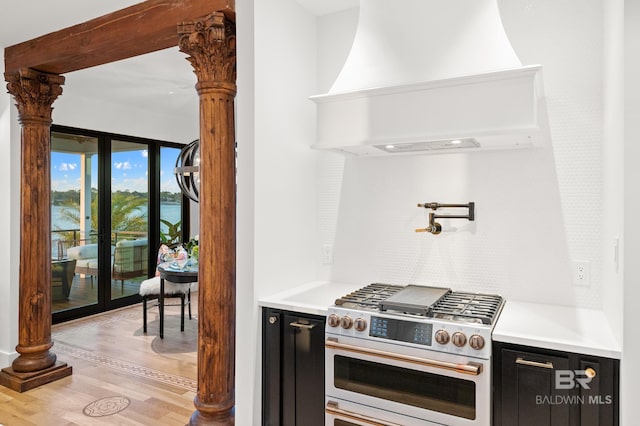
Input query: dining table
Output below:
<box><xmin>156</xmin><ymin>261</ymin><xmax>198</xmax><ymax>339</ymax></box>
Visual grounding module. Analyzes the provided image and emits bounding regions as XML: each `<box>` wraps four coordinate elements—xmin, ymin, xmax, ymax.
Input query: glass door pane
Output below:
<box><xmin>160</xmin><ymin>146</ymin><xmax>183</xmax><ymax>246</ymax></box>
<box><xmin>51</xmin><ymin>131</ymin><xmax>100</xmax><ymax>313</ymax></box>
<box><xmin>52</xmin><ymin>126</ymin><xmax>187</xmax><ymax>323</ymax></box>
<box><xmin>110</xmin><ymin>140</ymin><xmax>149</xmax><ymax>301</ymax></box>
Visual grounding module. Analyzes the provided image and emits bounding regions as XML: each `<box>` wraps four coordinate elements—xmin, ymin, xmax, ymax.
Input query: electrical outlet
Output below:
<box><xmin>321</xmin><ymin>244</ymin><xmax>333</xmax><ymax>265</ymax></box>
<box><xmin>572</xmin><ymin>260</ymin><xmax>591</xmax><ymax>287</ymax></box>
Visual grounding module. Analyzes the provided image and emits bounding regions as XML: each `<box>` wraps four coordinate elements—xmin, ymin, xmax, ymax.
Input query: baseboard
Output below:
<box><xmin>0</xmin><ymin>349</ymin><xmax>18</xmax><ymax>369</ymax></box>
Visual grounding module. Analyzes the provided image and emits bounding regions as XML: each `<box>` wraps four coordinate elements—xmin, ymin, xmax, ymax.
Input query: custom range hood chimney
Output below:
<box><xmin>310</xmin><ymin>0</ymin><xmax>549</xmax><ymax>155</ymax></box>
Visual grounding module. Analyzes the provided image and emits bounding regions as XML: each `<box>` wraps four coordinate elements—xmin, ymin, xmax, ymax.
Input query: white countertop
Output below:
<box><xmin>493</xmin><ymin>301</ymin><xmax>621</xmax><ymax>359</ymax></box>
<box><xmin>258</xmin><ymin>280</ymin><xmax>362</xmax><ymax>316</ymax></box>
<box><xmin>259</xmin><ymin>282</ymin><xmax>622</xmax><ymax>359</ymax></box>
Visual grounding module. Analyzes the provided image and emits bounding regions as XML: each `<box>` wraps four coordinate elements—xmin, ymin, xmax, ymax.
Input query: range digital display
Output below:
<box><xmin>369</xmin><ymin>316</ymin><xmax>433</xmax><ymax>346</ymax></box>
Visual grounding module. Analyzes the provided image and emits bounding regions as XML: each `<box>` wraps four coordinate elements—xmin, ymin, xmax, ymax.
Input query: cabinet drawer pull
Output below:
<box><xmin>516</xmin><ymin>357</ymin><xmax>554</xmax><ymax>369</ymax></box>
<box><xmin>289</xmin><ymin>322</ymin><xmax>315</xmax><ymax>330</ymax></box>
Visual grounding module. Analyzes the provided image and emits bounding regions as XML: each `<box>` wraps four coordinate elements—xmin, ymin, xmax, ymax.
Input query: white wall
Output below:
<box><xmin>602</xmin><ymin>0</ymin><xmax>624</xmax><ymax>347</ymax></box>
<box><xmin>238</xmin><ymin>0</ymin><xmax>320</xmax><ymax>423</ymax></box>
<box><xmin>316</xmin><ymin>7</ymin><xmax>360</xmax><ymax>94</ymax></box>
<box><xmin>54</xmin><ymin>77</ymin><xmax>198</xmax><ymax>143</ymax></box>
<box><xmin>55</xmin><ymin>94</ymin><xmax>197</xmax><ymax>143</ymax></box>
<box><xmin>622</xmin><ymin>1</ymin><xmax>640</xmax><ymax>424</ymax></box>
<box><xmin>0</xmin><ymin>91</ymin><xmax>20</xmax><ymax>368</ymax></box>
<box><xmin>499</xmin><ymin>1</ymin><xmax>603</xmax><ymax>304</ymax></box>
<box><xmin>315</xmin><ymin>8</ymin><xmax>359</xmax><ymax>281</ymax></box>
<box><xmin>253</xmin><ymin>0</ymin><xmax>319</xmax><ymax>299</ymax></box>
<box><xmin>235</xmin><ymin>0</ymin><xmax>257</xmax><ymax>423</ymax></box>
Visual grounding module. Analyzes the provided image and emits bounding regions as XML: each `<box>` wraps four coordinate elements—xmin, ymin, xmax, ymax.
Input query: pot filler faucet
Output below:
<box><xmin>415</xmin><ymin>202</ymin><xmax>475</xmax><ymax>234</ymax></box>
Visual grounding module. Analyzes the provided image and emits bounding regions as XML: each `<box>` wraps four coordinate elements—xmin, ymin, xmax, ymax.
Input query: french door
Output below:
<box><xmin>51</xmin><ymin>125</ymin><xmax>187</xmax><ymax>323</ymax></box>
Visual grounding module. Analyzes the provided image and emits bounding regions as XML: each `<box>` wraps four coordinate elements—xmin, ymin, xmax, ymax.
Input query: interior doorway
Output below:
<box><xmin>50</xmin><ymin>125</ymin><xmax>189</xmax><ymax>323</ymax></box>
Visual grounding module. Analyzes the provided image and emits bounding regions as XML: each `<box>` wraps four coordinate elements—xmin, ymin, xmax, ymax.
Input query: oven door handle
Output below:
<box><xmin>325</xmin><ymin>338</ymin><xmax>482</xmax><ymax>376</ymax></box>
<box><xmin>326</xmin><ymin>401</ymin><xmax>404</xmax><ymax>426</ymax></box>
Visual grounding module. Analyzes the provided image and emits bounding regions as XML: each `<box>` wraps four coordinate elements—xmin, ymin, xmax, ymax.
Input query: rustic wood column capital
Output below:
<box><xmin>5</xmin><ymin>68</ymin><xmax>65</xmax><ymax>124</ymax></box>
<box><xmin>178</xmin><ymin>12</ymin><xmax>236</xmax><ymax>95</ymax></box>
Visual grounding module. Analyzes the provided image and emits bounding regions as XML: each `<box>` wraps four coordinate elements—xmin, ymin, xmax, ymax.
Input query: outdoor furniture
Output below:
<box><xmin>66</xmin><ymin>243</ymin><xmax>99</xmax><ymax>279</ymax></box>
<box><xmin>66</xmin><ymin>239</ymin><xmax>148</xmax><ymax>288</ymax></box>
<box><xmin>51</xmin><ymin>258</ymin><xmax>76</xmax><ymax>300</ymax></box>
<box><xmin>112</xmin><ymin>239</ymin><xmax>148</xmax><ymax>287</ymax></box>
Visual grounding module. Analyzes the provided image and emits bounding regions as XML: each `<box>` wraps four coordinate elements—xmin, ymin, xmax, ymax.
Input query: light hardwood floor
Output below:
<box><xmin>0</xmin><ymin>294</ymin><xmax>199</xmax><ymax>425</ymax></box>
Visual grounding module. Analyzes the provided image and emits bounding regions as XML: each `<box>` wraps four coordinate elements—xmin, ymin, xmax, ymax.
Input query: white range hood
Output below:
<box><xmin>310</xmin><ymin>0</ymin><xmax>549</xmax><ymax>156</ymax></box>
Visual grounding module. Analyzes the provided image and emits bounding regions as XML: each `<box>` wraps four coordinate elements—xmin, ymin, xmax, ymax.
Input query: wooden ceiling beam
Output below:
<box><xmin>4</xmin><ymin>0</ymin><xmax>235</xmax><ymax>75</ymax></box>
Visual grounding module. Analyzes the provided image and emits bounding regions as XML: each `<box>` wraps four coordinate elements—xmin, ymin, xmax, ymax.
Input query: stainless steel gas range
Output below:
<box><xmin>324</xmin><ymin>283</ymin><xmax>505</xmax><ymax>426</ymax></box>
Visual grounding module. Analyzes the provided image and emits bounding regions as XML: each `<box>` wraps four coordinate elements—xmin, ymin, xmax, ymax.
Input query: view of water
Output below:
<box><xmin>51</xmin><ymin>203</ymin><xmax>182</xmax><ymax>255</ymax></box>
<box><xmin>51</xmin><ymin>205</ymin><xmax>81</xmax><ymax>230</ymax></box>
<box><xmin>52</xmin><ymin>203</ymin><xmax>181</xmax><ymax>230</ymax></box>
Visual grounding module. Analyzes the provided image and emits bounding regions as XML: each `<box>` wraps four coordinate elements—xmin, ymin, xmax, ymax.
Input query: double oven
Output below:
<box><xmin>324</xmin><ymin>284</ymin><xmax>504</xmax><ymax>426</ymax></box>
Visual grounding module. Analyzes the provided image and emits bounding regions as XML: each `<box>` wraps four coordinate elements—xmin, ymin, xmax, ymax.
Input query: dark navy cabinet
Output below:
<box><xmin>493</xmin><ymin>342</ymin><xmax>619</xmax><ymax>426</ymax></box>
<box><xmin>262</xmin><ymin>308</ymin><xmax>325</xmax><ymax>426</ymax></box>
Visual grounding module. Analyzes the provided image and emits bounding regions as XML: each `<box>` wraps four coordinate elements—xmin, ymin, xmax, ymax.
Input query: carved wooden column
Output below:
<box><xmin>178</xmin><ymin>12</ymin><xmax>237</xmax><ymax>425</ymax></box>
<box><xmin>0</xmin><ymin>68</ymin><xmax>72</xmax><ymax>392</ymax></box>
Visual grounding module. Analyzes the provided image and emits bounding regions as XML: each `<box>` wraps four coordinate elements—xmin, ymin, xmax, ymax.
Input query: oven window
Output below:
<box><xmin>334</xmin><ymin>355</ymin><xmax>476</xmax><ymax>420</ymax></box>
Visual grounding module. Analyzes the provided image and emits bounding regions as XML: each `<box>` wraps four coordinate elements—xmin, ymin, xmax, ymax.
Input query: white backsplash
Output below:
<box><xmin>317</xmin><ymin>145</ymin><xmax>592</xmax><ymax>307</ymax></box>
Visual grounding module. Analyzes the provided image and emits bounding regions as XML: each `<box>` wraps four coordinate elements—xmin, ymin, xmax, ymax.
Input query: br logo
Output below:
<box><xmin>555</xmin><ymin>369</ymin><xmax>596</xmax><ymax>390</ymax></box>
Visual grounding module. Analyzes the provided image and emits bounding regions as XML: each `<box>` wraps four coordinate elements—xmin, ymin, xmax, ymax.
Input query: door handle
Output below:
<box><xmin>515</xmin><ymin>357</ymin><xmax>554</xmax><ymax>369</ymax></box>
<box><xmin>289</xmin><ymin>321</ymin><xmax>315</xmax><ymax>330</ymax></box>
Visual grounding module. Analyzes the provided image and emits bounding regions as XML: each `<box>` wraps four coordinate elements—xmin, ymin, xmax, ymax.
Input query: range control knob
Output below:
<box><xmin>354</xmin><ymin>317</ymin><xmax>367</xmax><ymax>332</ymax></box>
<box><xmin>327</xmin><ymin>314</ymin><xmax>340</xmax><ymax>328</ymax></box>
<box><xmin>469</xmin><ymin>334</ymin><xmax>485</xmax><ymax>350</ymax></box>
<box><xmin>452</xmin><ymin>332</ymin><xmax>467</xmax><ymax>347</ymax></box>
<box><xmin>340</xmin><ymin>316</ymin><xmax>353</xmax><ymax>330</ymax></box>
<box><xmin>434</xmin><ymin>329</ymin><xmax>450</xmax><ymax>345</ymax></box>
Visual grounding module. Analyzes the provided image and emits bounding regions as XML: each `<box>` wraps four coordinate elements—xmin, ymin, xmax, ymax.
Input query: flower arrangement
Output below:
<box><xmin>155</xmin><ymin>235</ymin><xmax>198</xmax><ymax>271</ymax></box>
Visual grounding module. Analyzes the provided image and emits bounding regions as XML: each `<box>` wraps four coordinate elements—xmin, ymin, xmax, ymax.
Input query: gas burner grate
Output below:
<box><xmin>334</xmin><ymin>283</ymin><xmax>404</xmax><ymax>309</ymax></box>
<box><xmin>431</xmin><ymin>291</ymin><xmax>504</xmax><ymax>325</ymax></box>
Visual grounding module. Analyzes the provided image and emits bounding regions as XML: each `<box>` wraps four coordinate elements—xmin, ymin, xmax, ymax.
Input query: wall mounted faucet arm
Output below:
<box><xmin>415</xmin><ymin>202</ymin><xmax>475</xmax><ymax>235</ymax></box>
